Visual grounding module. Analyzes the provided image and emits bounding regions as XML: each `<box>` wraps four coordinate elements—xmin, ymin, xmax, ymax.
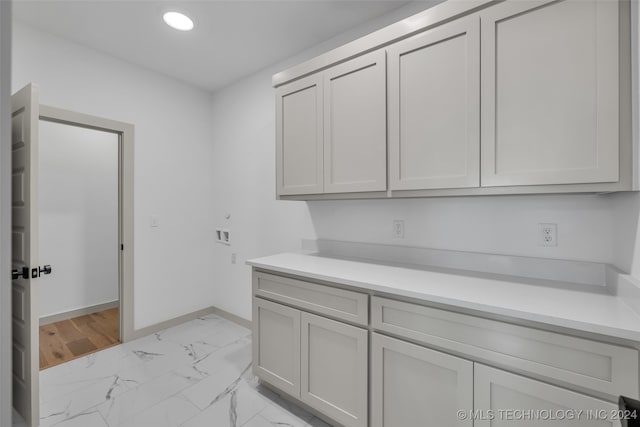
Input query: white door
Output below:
<box><xmin>388</xmin><ymin>16</ymin><xmax>480</xmax><ymax>190</ymax></box>
<box><xmin>323</xmin><ymin>50</ymin><xmax>387</xmax><ymax>193</ymax></box>
<box><xmin>276</xmin><ymin>74</ymin><xmax>324</xmax><ymax>196</ymax></box>
<box><xmin>300</xmin><ymin>312</ymin><xmax>368</xmax><ymax>427</ymax></box>
<box><xmin>371</xmin><ymin>333</ymin><xmax>473</xmax><ymax>427</ymax></box>
<box><xmin>11</xmin><ymin>83</ymin><xmax>40</xmax><ymax>426</ymax></box>
<box><xmin>480</xmin><ymin>0</ymin><xmax>619</xmax><ymax>187</ymax></box>
<box><xmin>474</xmin><ymin>364</ymin><xmax>618</xmax><ymax>427</ymax></box>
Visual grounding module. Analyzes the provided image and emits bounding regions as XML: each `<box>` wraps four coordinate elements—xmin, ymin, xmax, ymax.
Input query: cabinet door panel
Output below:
<box><xmin>276</xmin><ymin>74</ymin><xmax>323</xmax><ymax>195</ymax></box>
<box><xmin>389</xmin><ymin>16</ymin><xmax>480</xmax><ymax>190</ymax></box>
<box><xmin>474</xmin><ymin>364</ymin><xmax>618</xmax><ymax>427</ymax></box>
<box><xmin>371</xmin><ymin>333</ymin><xmax>473</xmax><ymax>427</ymax></box>
<box><xmin>324</xmin><ymin>50</ymin><xmax>387</xmax><ymax>193</ymax></box>
<box><xmin>481</xmin><ymin>0</ymin><xmax>619</xmax><ymax>187</ymax></box>
<box><xmin>301</xmin><ymin>312</ymin><xmax>368</xmax><ymax>427</ymax></box>
<box><xmin>252</xmin><ymin>298</ymin><xmax>301</xmax><ymax>397</ymax></box>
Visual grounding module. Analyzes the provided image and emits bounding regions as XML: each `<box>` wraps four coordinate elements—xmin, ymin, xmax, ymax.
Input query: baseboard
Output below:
<box><xmin>210</xmin><ymin>306</ymin><xmax>251</xmax><ymax>329</ymax></box>
<box><xmin>259</xmin><ymin>380</ymin><xmax>341</xmax><ymax>427</ymax></box>
<box><xmin>125</xmin><ymin>306</ymin><xmax>251</xmax><ymax>342</ymax></box>
<box><xmin>39</xmin><ymin>300</ymin><xmax>119</xmax><ymax>325</ymax></box>
<box><xmin>128</xmin><ymin>306</ymin><xmax>216</xmax><ymax>341</ymax></box>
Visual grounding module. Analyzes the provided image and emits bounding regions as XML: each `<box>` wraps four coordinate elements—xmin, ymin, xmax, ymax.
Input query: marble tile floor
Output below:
<box><xmin>13</xmin><ymin>314</ymin><xmax>332</xmax><ymax>427</ymax></box>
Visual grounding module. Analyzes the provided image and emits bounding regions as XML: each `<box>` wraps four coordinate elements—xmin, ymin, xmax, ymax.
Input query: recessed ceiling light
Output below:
<box><xmin>163</xmin><ymin>11</ymin><xmax>194</xmax><ymax>31</ymax></box>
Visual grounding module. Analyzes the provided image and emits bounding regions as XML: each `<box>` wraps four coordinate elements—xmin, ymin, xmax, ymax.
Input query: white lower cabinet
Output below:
<box><xmin>474</xmin><ymin>364</ymin><xmax>618</xmax><ymax>427</ymax></box>
<box><xmin>301</xmin><ymin>312</ymin><xmax>368</xmax><ymax>427</ymax></box>
<box><xmin>253</xmin><ymin>296</ymin><xmax>368</xmax><ymax>427</ymax></box>
<box><xmin>370</xmin><ymin>333</ymin><xmax>619</xmax><ymax>427</ymax></box>
<box><xmin>371</xmin><ymin>333</ymin><xmax>473</xmax><ymax>427</ymax></box>
<box><xmin>253</xmin><ymin>274</ymin><xmax>637</xmax><ymax>427</ymax></box>
<box><xmin>252</xmin><ymin>298</ymin><xmax>301</xmax><ymax>397</ymax></box>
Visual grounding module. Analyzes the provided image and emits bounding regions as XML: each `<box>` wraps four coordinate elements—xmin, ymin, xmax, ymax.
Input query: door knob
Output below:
<box><xmin>11</xmin><ymin>267</ymin><xmax>28</xmax><ymax>280</ymax></box>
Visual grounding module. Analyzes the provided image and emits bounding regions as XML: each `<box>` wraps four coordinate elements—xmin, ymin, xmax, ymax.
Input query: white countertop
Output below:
<box><xmin>247</xmin><ymin>252</ymin><xmax>640</xmax><ymax>342</ymax></box>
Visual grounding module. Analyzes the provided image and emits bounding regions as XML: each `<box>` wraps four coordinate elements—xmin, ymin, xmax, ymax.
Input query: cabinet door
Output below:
<box><xmin>481</xmin><ymin>0</ymin><xmax>619</xmax><ymax>187</ymax></box>
<box><xmin>388</xmin><ymin>16</ymin><xmax>480</xmax><ymax>190</ymax></box>
<box><xmin>276</xmin><ymin>74</ymin><xmax>323</xmax><ymax>195</ymax></box>
<box><xmin>324</xmin><ymin>50</ymin><xmax>387</xmax><ymax>193</ymax></box>
<box><xmin>474</xmin><ymin>364</ymin><xmax>618</xmax><ymax>427</ymax></box>
<box><xmin>252</xmin><ymin>298</ymin><xmax>301</xmax><ymax>398</ymax></box>
<box><xmin>371</xmin><ymin>333</ymin><xmax>473</xmax><ymax>427</ymax></box>
<box><xmin>301</xmin><ymin>312</ymin><xmax>368</xmax><ymax>427</ymax></box>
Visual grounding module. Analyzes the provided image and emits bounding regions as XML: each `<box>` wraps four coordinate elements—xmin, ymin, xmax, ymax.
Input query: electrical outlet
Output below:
<box><xmin>393</xmin><ymin>220</ymin><xmax>405</xmax><ymax>239</ymax></box>
<box><xmin>222</xmin><ymin>229</ymin><xmax>231</xmax><ymax>245</ymax></box>
<box><xmin>538</xmin><ymin>223</ymin><xmax>557</xmax><ymax>247</ymax></box>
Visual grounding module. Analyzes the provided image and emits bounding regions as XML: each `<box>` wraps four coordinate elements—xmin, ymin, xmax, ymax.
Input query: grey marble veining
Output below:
<box><xmin>13</xmin><ymin>313</ymin><xmax>331</xmax><ymax>427</ymax></box>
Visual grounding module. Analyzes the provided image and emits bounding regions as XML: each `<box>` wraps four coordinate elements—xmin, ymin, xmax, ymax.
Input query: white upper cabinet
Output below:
<box><xmin>324</xmin><ymin>50</ymin><xmax>387</xmax><ymax>193</ymax></box>
<box><xmin>276</xmin><ymin>74</ymin><xmax>323</xmax><ymax>195</ymax></box>
<box><xmin>480</xmin><ymin>0</ymin><xmax>620</xmax><ymax>187</ymax></box>
<box><xmin>276</xmin><ymin>50</ymin><xmax>386</xmax><ymax>196</ymax></box>
<box><xmin>388</xmin><ymin>16</ymin><xmax>480</xmax><ymax>190</ymax></box>
<box><xmin>274</xmin><ymin>0</ymin><xmax>631</xmax><ymax>198</ymax></box>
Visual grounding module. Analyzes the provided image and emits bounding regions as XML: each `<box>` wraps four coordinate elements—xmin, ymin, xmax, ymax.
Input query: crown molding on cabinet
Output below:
<box><xmin>272</xmin><ymin>0</ymin><xmax>499</xmax><ymax>88</ymax></box>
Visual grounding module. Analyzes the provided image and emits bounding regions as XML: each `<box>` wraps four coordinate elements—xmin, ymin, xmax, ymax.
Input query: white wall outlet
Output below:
<box><xmin>393</xmin><ymin>220</ymin><xmax>405</xmax><ymax>239</ymax></box>
<box><xmin>538</xmin><ymin>223</ymin><xmax>557</xmax><ymax>247</ymax></box>
<box><xmin>215</xmin><ymin>228</ymin><xmax>223</xmax><ymax>243</ymax></box>
<box><xmin>150</xmin><ymin>215</ymin><xmax>159</xmax><ymax>228</ymax></box>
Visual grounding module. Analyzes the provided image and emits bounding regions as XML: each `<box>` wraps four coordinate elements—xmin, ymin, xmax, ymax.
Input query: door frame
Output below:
<box><xmin>0</xmin><ymin>2</ymin><xmax>11</xmax><ymax>425</ymax></box>
<box><xmin>38</xmin><ymin>105</ymin><xmax>135</xmax><ymax>342</ymax></box>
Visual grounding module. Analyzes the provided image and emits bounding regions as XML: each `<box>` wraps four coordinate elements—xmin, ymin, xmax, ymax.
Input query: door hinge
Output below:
<box><xmin>121</xmin><ymin>244</ymin><xmax>124</xmax><ymax>250</ymax></box>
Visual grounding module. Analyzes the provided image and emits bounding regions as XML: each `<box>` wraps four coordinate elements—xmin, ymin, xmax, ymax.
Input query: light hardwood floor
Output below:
<box><xmin>39</xmin><ymin>307</ymin><xmax>120</xmax><ymax>370</ymax></box>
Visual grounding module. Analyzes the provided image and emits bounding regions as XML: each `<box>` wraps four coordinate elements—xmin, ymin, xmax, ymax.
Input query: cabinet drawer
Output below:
<box><xmin>372</xmin><ymin>296</ymin><xmax>638</xmax><ymax>398</ymax></box>
<box><xmin>253</xmin><ymin>271</ymin><xmax>368</xmax><ymax>326</ymax></box>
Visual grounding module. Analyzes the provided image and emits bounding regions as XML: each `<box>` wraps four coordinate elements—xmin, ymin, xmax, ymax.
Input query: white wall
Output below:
<box><xmin>38</xmin><ymin>121</ymin><xmax>119</xmax><ymax>318</ymax></box>
<box><xmin>0</xmin><ymin>1</ymin><xmax>12</xmax><ymax>425</ymax></box>
<box><xmin>612</xmin><ymin>193</ymin><xmax>640</xmax><ymax>276</ymax></box>
<box><xmin>12</xmin><ymin>22</ymin><xmax>216</xmax><ymax>329</ymax></box>
<box><xmin>209</xmin><ymin>1</ymin><xmax>636</xmax><ymax>321</ymax></box>
<box><xmin>610</xmin><ymin>2</ymin><xmax>640</xmax><ymax>281</ymax></box>
<box><xmin>13</xmin><ymin>0</ymin><xmax>640</xmax><ymax>330</ymax></box>
<box><xmin>209</xmin><ymin>2</ymin><xmax>442</xmax><ymax>320</ymax></box>
<box><xmin>308</xmin><ymin>195</ymin><xmax>614</xmax><ymax>262</ymax></box>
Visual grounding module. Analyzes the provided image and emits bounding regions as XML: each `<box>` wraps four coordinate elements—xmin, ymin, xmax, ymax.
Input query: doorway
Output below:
<box><xmin>37</xmin><ymin>119</ymin><xmax>120</xmax><ymax>369</ymax></box>
<box><xmin>11</xmin><ymin>84</ymin><xmax>135</xmax><ymax>427</ymax></box>
<box><xmin>38</xmin><ymin>104</ymin><xmax>135</xmax><ymax>344</ymax></box>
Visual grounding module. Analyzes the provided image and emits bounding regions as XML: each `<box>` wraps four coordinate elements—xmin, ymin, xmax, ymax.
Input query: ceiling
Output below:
<box><xmin>13</xmin><ymin>0</ymin><xmax>414</xmax><ymax>92</ymax></box>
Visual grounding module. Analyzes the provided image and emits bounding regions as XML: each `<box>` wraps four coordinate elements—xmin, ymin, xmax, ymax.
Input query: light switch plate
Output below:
<box><xmin>393</xmin><ymin>220</ymin><xmax>405</xmax><ymax>239</ymax></box>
